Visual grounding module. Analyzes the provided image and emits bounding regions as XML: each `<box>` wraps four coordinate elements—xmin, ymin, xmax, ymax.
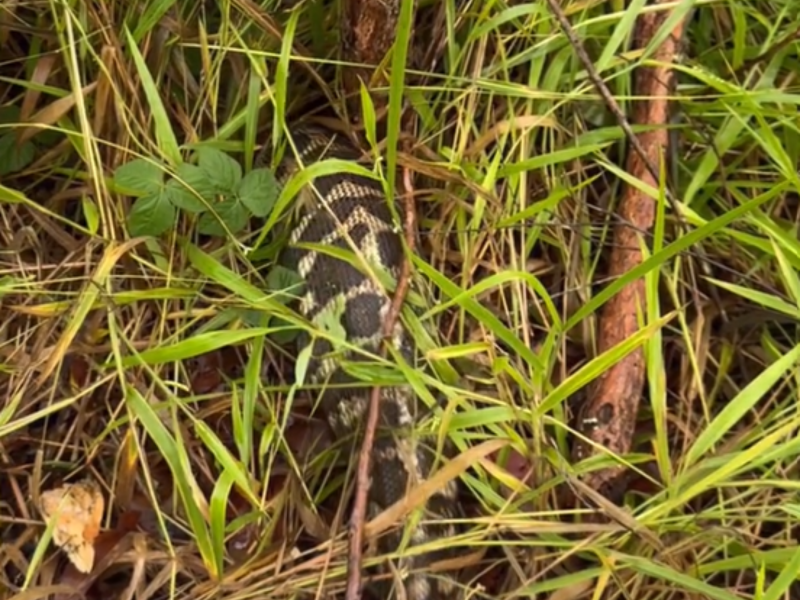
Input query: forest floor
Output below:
<box><xmin>2</xmin><ymin>1</ymin><xmax>800</xmax><ymax>599</ymax></box>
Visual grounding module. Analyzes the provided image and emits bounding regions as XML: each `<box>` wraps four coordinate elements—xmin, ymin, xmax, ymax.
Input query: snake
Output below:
<box><xmin>256</xmin><ymin>125</ymin><xmax>464</xmax><ymax>600</ymax></box>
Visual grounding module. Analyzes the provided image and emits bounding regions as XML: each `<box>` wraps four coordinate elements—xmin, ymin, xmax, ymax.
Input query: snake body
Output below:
<box><xmin>259</xmin><ymin>126</ymin><xmax>462</xmax><ymax>600</ymax></box>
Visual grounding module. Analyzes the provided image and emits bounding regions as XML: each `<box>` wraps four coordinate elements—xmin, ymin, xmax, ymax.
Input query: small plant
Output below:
<box><xmin>0</xmin><ymin>106</ymin><xmax>60</xmax><ymax>177</ymax></box>
<box><xmin>0</xmin><ymin>132</ymin><xmax>36</xmax><ymax>177</ymax></box>
<box><xmin>113</xmin><ymin>146</ymin><xmax>279</xmax><ymax>238</ymax></box>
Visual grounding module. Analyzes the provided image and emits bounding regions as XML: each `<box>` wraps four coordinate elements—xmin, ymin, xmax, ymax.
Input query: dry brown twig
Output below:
<box><xmin>543</xmin><ymin>0</ymin><xmax>687</xmax><ymax>496</ymax></box>
<box><xmin>345</xmin><ymin>162</ymin><xmax>416</xmax><ymax>600</ymax></box>
<box><xmin>339</xmin><ymin>0</ymin><xmax>411</xmax><ymax>593</ymax></box>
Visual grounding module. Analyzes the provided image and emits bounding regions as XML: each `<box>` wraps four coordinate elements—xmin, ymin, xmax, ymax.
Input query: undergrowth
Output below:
<box><xmin>2</xmin><ymin>0</ymin><xmax>800</xmax><ymax>599</ymax></box>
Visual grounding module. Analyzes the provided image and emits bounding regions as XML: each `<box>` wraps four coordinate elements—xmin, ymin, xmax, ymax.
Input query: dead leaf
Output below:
<box><xmin>19</xmin><ymin>54</ymin><xmax>58</xmax><ymax>121</ymax></box>
<box><xmin>546</xmin><ymin>579</ymin><xmax>595</xmax><ymax>600</ymax></box>
<box><xmin>467</xmin><ymin>115</ymin><xmax>559</xmax><ymax>158</ymax></box>
<box><xmin>17</xmin><ymin>82</ymin><xmax>98</xmax><ymax>145</ymax></box>
<box><xmin>54</xmin><ymin>528</ymin><xmax>134</xmax><ymax>600</ymax></box>
<box><xmin>189</xmin><ymin>351</ymin><xmax>223</xmax><ymax>394</ymax></box>
<box><xmin>39</xmin><ymin>479</ymin><xmax>105</xmax><ymax>573</ymax></box>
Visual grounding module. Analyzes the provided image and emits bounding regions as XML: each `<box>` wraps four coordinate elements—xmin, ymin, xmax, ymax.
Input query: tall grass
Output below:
<box><xmin>1</xmin><ymin>0</ymin><xmax>800</xmax><ymax>598</ymax></box>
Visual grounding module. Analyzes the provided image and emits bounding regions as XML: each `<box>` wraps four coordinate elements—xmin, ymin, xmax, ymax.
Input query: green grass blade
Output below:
<box><xmin>125</xmin><ymin>385</ymin><xmax>218</xmax><ymax>578</ymax></box>
<box><xmin>123</xmin><ymin>27</ymin><xmax>181</xmax><ymax>166</ymax></box>
<box><xmin>683</xmin><ymin>342</ymin><xmax>800</xmax><ymax>467</ymax></box>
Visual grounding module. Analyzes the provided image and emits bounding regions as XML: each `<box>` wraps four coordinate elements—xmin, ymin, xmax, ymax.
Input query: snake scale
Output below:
<box><xmin>257</xmin><ymin>126</ymin><xmax>464</xmax><ymax>600</ymax></box>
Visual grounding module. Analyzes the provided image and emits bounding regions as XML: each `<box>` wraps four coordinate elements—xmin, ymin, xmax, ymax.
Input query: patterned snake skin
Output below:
<box><xmin>257</xmin><ymin>126</ymin><xmax>463</xmax><ymax>600</ymax></box>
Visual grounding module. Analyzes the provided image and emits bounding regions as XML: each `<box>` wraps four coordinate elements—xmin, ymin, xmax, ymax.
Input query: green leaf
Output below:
<box><xmin>265</xmin><ymin>264</ymin><xmax>305</xmax><ymax>303</ymax></box>
<box><xmin>208</xmin><ymin>470</ymin><xmax>235</xmax><ymax>578</ymax></box>
<box><xmin>0</xmin><ymin>105</ymin><xmax>21</xmax><ymax>122</ymax></box>
<box><xmin>614</xmin><ymin>552</ymin><xmax>744</xmax><ymax>600</ymax></box>
<box><xmin>359</xmin><ymin>81</ymin><xmax>378</xmax><ymax>149</ymax></box>
<box><xmin>193</xmin><ymin>419</ymin><xmax>260</xmax><ymax>507</ymax></box>
<box><xmin>0</xmin><ymin>133</ymin><xmax>36</xmax><ymax>177</ymax></box>
<box><xmin>175</xmin><ymin>163</ymin><xmax>217</xmax><ymax>200</ymax></box>
<box><xmin>763</xmin><ymin>544</ymin><xmax>800</xmax><ymax>600</ymax></box>
<box><xmin>114</xmin><ymin>158</ymin><xmax>164</xmax><ymax>196</ymax></box>
<box><xmin>294</xmin><ymin>343</ymin><xmax>313</xmax><ymax>385</ymax></box>
<box><xmin>128</xmin><ymin>192</ymin><xmax>176</xmax><ymax>237</ymax></box>
<box><xmin>236</xmin><ymin>168</ymin><xmax>280</xmax><ymax>217</ymax></box>
<box><xmin>236</xmin><ymin>308</ymin><xmax>268</xmax><ymax>328</ymax></box>
<box><xmin>124</xmin><ymin>386</ymin><xmax>217</xmax><ymax>577</ymax></box>
<box><xmin>123</xmin><ymin>28</ymin><xmax>182</xmax><ymax>167</ymax></box>
<box><xmin>595</xmin><ymin>0</ymin><xmax>647</xmax><ymax>73</ymax></box>
<box><xmin>198</xmin><ymin>199</ymin><xmax>249</xmax><ymax>236</ymax></box>
<box><xmin>166</xmin><ymin>162</ymin><xmax>217</xmax><ymax>213</ymax></box>
<box><xmin>114</xmin><ymin>328</ymin><xmax>278</xmax><ymax>368</ymax></box>
<box><xmin>683</xmin><ymin>342</ymin><xmax>800</xmax><ymax>467</ymax></box>
<box><xmin>0</xmin><ymin>184</ymin><xmax>28</xmax><ymax>204</ymax></box>
<box><xmin>82</xmin><ymin>196</ymin><xmax>100</xmax><ymax>235</ymax></box>
<box><xmin>184</xmin><ymin>241</ymin><xmax>278</xmax><ymax>304</ymax></box>
<box><xmin>0</xmin><ymin>385</ymin><xmax>23</xmax><ymax>428</ymax></box>
<box><xmin>384</xmin><ymin>0</ymin><xmax>415</xmax><ymax>195</ymax></box>
<box><xmin>197</xmin><ymin>147</ymin><xmax>242</xmax><ymax>193</ymax></box>
<box><xmin>264</xmin><ymin>265</ymin><xmax>305</xmax><ymax>345</ymax></box>
<box><xmin>166</xmin><ymin>180</ymin><xmax>207</xmax><ymax>213</ymax></box>
<box><xmin>131</xmin><ymin>0</ymin><xmax>176</xmax><ymax>44</ymax></box>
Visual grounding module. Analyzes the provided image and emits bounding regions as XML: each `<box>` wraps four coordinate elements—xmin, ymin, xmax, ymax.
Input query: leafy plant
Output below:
<box><xmin>114</xmin><ymin>146</ymin><xmax>279</xmax><ymax>238</ymax></box>
<box><xmin>0</xmin><ymin>133</ymin><xmax>36</xmax><ymax>177</ymax></box>
<box><xmin>0</xmin><ymin>106</ymin><xmax>40</xmax><ymax>177</ymax></box>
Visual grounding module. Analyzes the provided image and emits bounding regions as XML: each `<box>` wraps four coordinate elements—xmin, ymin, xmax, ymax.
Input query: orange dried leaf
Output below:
<box><xmin>39</xmin><ymin>479</ymin><xmax>105</xmax><ymax>573</ymax></box>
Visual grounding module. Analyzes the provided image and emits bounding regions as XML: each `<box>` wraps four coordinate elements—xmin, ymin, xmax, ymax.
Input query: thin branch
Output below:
<box><xmin>544</xmin><ymin>0</ymin><xmax>721</xmax><ymax>319</ymax></box>
<box><xmin>344</xmin><ymin>164</ymin><xmax>417</xmax><ymax>600</ymax></box>
<box><xmin>543</xmin><ymin>0</ymin><xmax>680</xmax><ymax>202</ymax></box>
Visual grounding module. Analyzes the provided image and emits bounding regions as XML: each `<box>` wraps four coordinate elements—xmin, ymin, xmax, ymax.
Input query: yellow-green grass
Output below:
<box><xmin>2</xmin><ymin>0</ymin><xmax>800</xmax><ymax>598</ymax></box>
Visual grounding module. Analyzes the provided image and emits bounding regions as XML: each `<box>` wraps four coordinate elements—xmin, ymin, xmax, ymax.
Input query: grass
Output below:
<box><xmin>2</xmin><ymin>0</ymin><xmax>800</xmax><ymax>598</ymax></box>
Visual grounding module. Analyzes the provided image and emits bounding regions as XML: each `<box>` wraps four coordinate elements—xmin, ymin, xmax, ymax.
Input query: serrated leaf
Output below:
<box><xmin>198</xmin><ymin>199</ymin><xmax>249</xmax><ymax>236</ymax></box>
<box><xmin>128</xmin><ymin>192</ymin><xmax>176</xmax><ymax>237</ymax></box>
<box><xmin>166</xmin><ymin>162</ymin><xmax>216</xmax><ymax>213</ymax></box>
<box><xmin>236</xmin><ymin>168</ymin><xmax>280</xmax><ymax>217</ymax></box>
<box><xmin>114</xmin><ymin>158</ymin><xmax>164</xmax><ymax>196</ymax></box>
<box><xmin>0</xmin><ymin>134</ymin><xmax>36</xmax><ymax>177</ymax></box>
<box><xmin>174</xmin><ymin>163</ymin><xmax>217</xmax><ymax>200</ymax></box>
<box><xmin>197</xmin><ymin>147</ymin><xmax>242</xmax><ymax>193</ymax></box>
<box><xmin>265</xmin><ymin>264</ymin><xmax>304</xmax><ymax>304</ymax></box>
<box><xmin>166</xmin><ymin>180</ymin><xmax>207</xmax><ymax>213</ymax></box>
